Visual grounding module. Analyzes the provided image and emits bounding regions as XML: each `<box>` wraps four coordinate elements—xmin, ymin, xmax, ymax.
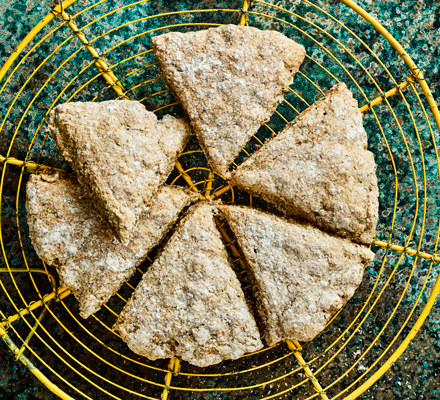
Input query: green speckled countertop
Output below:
<box><xmin>0</xmin><ymin>0</ymin><xmax>439</xmax><ymax>399</ymax></box>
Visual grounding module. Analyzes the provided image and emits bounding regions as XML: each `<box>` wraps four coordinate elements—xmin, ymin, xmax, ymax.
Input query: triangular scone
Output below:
<box><xmin>48</xmin><ymin>100</ymin><xmax>191</xmax><ymax>243</ymax></box>
<box><xmin>219</xmin><ymin>205</ymin><xmax>374</xmax><ymax>345</ymax></box>
<box><xmin>26</xmin><ymin>173</ymin><xmax>194</xmax><ymax>319</ymax></box>
<box><xmin>113</xmin><ymin>203</ymin><xmax>263</xmax><ymax>367</ymax></box>
<box><xmin>152</xmin><ymin>25</ymin><xmax>306</xmax><ymax>176</ymax></box>
<box><xmin>230</xmin><ymin>83</ymin><xmax>379</xmax><ymax>244</ymax></box>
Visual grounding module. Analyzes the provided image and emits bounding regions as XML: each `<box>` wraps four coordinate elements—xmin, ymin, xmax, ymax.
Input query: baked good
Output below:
<box><xmin>219</xmin><ymin>204</ymin><xmax>375</xmax><ymax>344</ymax></box>
<box><xmin>152</xmin><ymin>25</ymin><xmax>306</xmax><ymax>176</ymax></box>
<box><xmin>113</xmin><ymin>202</ymin><xmax>263</xmax><ymax>367</ymax></box>
<box><xmin>48</xmin><ymin>100</ymin><xmax>191</xmax><ymax>243</ymax></box>
<box><xmin>230</xmin><ymin>82</ymin><xmax>379</xmax><ymax>244</ymax></box>
<box><xmin>26</xmin><ymin>172</ymin><xmax>194</xmax><ymax>318</ymax></box>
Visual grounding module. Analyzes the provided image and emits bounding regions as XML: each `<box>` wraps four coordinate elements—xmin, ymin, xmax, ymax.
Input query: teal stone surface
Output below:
<box><xmin>0</xmin><ymin>0</ymin><xmax>439</xmax><ymax>399</ymax></box>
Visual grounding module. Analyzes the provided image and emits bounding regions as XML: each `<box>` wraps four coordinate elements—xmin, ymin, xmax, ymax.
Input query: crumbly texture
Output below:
<box><xmin>26</xmin><ymin>173</ymin><xmax>194</xmax><ymax>319</ymax></box>
<box><xmin>113</xmin><ymin>203</ymin><xmax>263</xmax><ymax>367</ymax></box>
<box><xmin>230</xmin><ymin>83</ymin><xmax>379</xmax><ymax>244</ymax></box>
<box><xmin>152</xmin><ymin>25</ymin><xmax>306</xmax><ymax>176</ymax></box>
<box><xmin>219</xmin><ymin>205</ymin><xmax>375</xmax><ymax>345</ymax></box>
<box><xmin>48</xmin><ymin>100</ymin><xmax>191</xmax><ymax>243</ymax></box>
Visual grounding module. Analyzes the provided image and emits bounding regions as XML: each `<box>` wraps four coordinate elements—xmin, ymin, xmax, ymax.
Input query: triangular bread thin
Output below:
<box><xmin>152</xmin><ymin>25</ymin><xmax>306</xmax><ymax>176</ymax></box>
<box><xmin>220</xmin><ymin>205</ymin><xmax>374</xmax><ymax>345</ymax></box>
<box><xmin>26</xmin><ymin>173</ymin><xmax>194</xmax><ymax>318</ymax></box>
<box><xmin>113</xmin><ymin>203</ymin><xmax>263</xmax><ymax>367</ymax></box>
<box><xmin>230</xmin><ymin>83</ymin><xmax>379</xmax><ymax>244</ymax></box>
<box><xmin>48</xmin><ymin>100</ymin><xmax>191</xmax><ymax>243</ymax></box>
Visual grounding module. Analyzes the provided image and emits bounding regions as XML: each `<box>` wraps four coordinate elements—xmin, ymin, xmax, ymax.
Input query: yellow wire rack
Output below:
<box><xmin>0</xmin><ymin>0</ymin><xmax>439</xmax><ymax>399</ymax></box>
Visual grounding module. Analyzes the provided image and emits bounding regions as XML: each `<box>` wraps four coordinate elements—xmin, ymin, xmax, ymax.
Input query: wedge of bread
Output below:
<box><xmin>220</xmin><ymin>204</ymin><xmax>374</xmax><ymax>344</ymax></box>
<box><xmin>26</xmin><ymin>173</ymin><xmax>194</xmax><ymax>318</ymax></box>
<box><xmin>114</xmin><ymin>203</ymin><xmax>263</xmax><ymax>367</ymax></box>
<box><xmin>152</xmin><ymin>25</ymin><xmax>305</xmax><ymax>176</ymax></box>
<box><xmin>48</xmin><ymin>100</ymin><xmax>191</xmax><ymax>243</ymax></box>
<box><xmin>231</xmin><ymin>83</ymin><xmax>379</xmax><ymax>244</ymax></box>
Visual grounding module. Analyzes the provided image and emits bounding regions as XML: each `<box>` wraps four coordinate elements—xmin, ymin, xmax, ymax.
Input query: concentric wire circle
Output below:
<box><xmin>0</xmin><ymin>0</ymin><xmax>439</xmax><ymax>399</ymax></box>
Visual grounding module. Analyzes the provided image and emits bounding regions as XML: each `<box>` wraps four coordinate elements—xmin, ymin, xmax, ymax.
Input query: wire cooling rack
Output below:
<box><xmin>0</xmin><ymin>0</ymin><xmax>439</xmax><ymax>399</ymax></box>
